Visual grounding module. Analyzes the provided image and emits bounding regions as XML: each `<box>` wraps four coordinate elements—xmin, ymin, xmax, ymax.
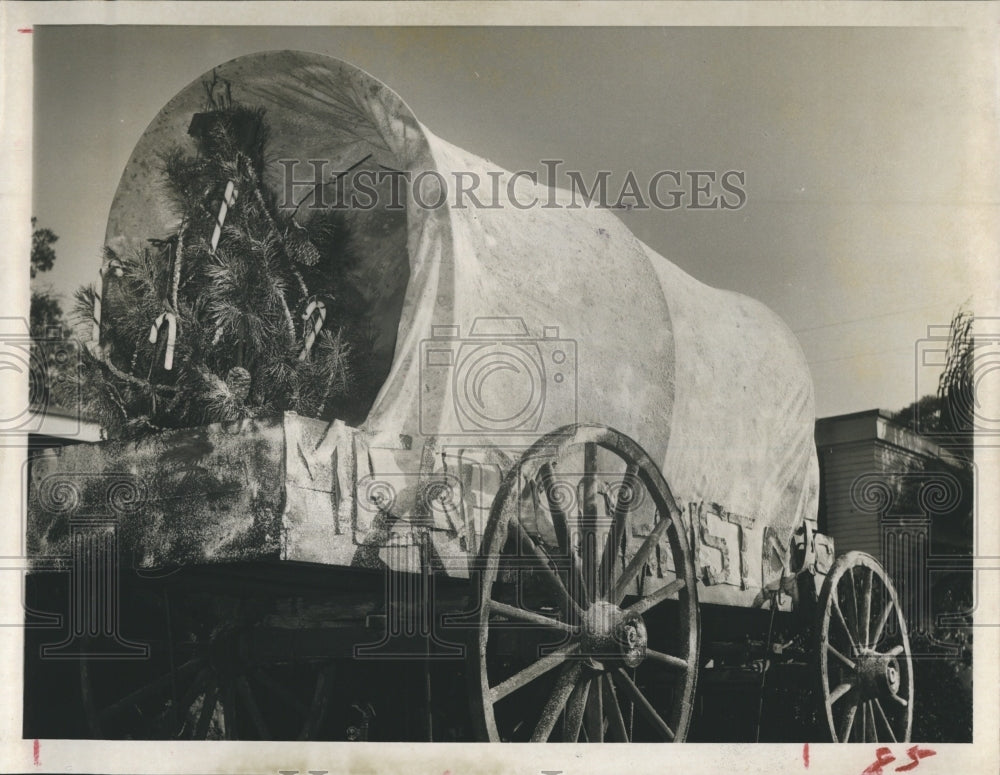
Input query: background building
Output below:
<box><xmin>815</xmin><ymin>409</ymin><xmax>973</xmax><ymax>651</ymax></box>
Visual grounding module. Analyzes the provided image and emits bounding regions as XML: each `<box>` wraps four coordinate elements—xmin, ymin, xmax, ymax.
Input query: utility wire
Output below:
<box><xmin>794</xmin><ymin>299</ymin><xmax>967</xmax><ymax>335</ymax></box>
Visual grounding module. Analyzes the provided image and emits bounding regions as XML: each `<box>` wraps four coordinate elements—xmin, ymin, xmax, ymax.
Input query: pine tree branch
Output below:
<box><xmin>92</xmin><ymin>345</ymin><xmax>178</xmax><ymax>394</ymax></box>
<box><xmin>83</xmin><ymin>102</ymin><xmax>375</xmax><ymax>436</ymax></box>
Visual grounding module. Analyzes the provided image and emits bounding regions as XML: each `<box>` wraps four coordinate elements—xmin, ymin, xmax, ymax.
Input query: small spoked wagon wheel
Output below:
<box><xmin>816</xmin><ymin>551</ymin><xmax>914</xmax><ymax>743</ymax></box>
<box><xmin>80</xmin><ymin>591</ymin><xmax>338</xmax><ymax>740</ymax></box>
<box><xmin>469</xmin><ymin>424</ymin><xmax>699</xmax><ymax>742</ymax></box>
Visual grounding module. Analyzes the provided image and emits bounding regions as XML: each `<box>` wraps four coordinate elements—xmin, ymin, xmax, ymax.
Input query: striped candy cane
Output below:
<box><xmin>299</xmin><ymin>299</ymin><xmax>327</xmax><ymax>360</ymax></box>
<box><xmin>149</xmin><ymin>312</ymin><xmax>177</xmax><ymax>370</ymax></box>
<box><xmin>210</xmin><ymin>180</ymin><xmax>239</xmax><ymax>253</ymax></box>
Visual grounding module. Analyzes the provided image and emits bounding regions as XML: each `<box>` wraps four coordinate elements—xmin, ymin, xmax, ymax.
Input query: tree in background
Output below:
<box><xmin>892</xmin><ymin>306</ymin><xmax>975</xmax><ymax>742</ymax></box>
<box><xmin>31</xmin><ymin>217</ymin><xmax>58</xmax><ymax>277</ymax></box>
<box><xmin>28</xmin><ymin>217</ymin><xmax>82</xmax><ymax>419</ymax></box>
<box><xmin>893</xmin><ymin>307</ymin><xmax>975</xmax><ymax>455</ymax></box>
<box><xmin>937</xmin><ymin>309</ymin><xmax>976</xmax><ymax>447</ymax></box>
<box><xmin>71</xmin><ymin>78</ymin><xmax>379</xmax><ymax>439</ymax></box>
<box><xmin>30</xmin><ymin>217</ymin><xmax>65</xmax><ymax>335</ymax></box>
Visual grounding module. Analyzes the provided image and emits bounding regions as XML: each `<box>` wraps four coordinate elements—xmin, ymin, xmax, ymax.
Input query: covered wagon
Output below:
<box><xmin>25</xmin><ymin>51</ymin><xmax>913</xmax><ymax>744</ymax></box>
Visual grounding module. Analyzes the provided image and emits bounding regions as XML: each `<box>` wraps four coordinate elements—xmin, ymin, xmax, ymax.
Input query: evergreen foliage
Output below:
<box><xmin>72</xmin><ymin>87</ymin><xmax>377</xmax><ymax>439</ymax></box>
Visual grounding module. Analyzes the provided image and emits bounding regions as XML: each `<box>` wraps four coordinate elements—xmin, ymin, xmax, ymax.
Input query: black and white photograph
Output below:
<box><xmin>2</xmin><ymin>4</ymin><xmax>998</xmax><ymax>775</ymax></box>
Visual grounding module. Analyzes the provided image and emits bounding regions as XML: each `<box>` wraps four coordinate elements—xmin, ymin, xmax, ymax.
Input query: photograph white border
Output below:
<box><xmin>2</xmin><ymin>3</ymin><xmax>997</xmax><ymax>774</ymax></box>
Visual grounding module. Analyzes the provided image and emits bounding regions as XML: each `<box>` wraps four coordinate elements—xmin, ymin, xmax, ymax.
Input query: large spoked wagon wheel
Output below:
<box><xmin>80</xmin><ymin>590</ymin><xmax>338</xmax><ymax>740</ymax></box>
<box><xmin>816</xmin><ymin>551</ymin><xmax>914</xmax><ymax>743</ymax></box>
<box><xmin>469</xmin><ymin>424</ymin><xmax>699</xmax><ymax>742</ymax></box>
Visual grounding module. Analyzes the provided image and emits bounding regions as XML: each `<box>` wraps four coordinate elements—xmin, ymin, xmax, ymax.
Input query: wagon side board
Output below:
<box><xmin>27</xmin><ymin>412</ymin><xmax>832</xmax><ymax>610</ymax></box>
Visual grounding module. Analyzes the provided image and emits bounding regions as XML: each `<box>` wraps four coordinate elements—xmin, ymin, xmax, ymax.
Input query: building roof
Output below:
<box><xmin>816</xmin><ymin>408</ymin><xmax>967</xmax><ymax>469</ymax></box>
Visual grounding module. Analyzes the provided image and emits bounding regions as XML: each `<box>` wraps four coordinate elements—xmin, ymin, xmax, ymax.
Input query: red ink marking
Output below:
<box><xmin>18</xmin><ymin>28</ymin><xmax>33</xmax><ymax>34</ymax></box>
<box><xmin>896</xmin><ymin>746</ymin><xmax>936</xmax><ymax>772</ymax></box>
<box><xmin>803</xmin><ymin>742</ymin><xmax>809</xmax><ymax>768</ymax></box>
<box><xmin>862</xmin><ymin>747</ymin><xmax>896</xmax><ymax>775</ymax></box>
<box><xmin>33</xmin><ymin>738</ymin><xmax>39</xmax><ymax>766</ymax></box>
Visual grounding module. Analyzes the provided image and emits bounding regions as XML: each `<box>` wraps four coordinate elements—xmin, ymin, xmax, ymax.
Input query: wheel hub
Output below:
<box><xmin>580</xmin><ymin>600</ymin><xmax>647</xmax><ymax>668</ymax></box>
<box><xmin>884</xmin><ymin>657</ymin><xmax>901</xmax><ymax>695</ymax></box>
<box><xmin>855</xmin><ymin>649</ymin><xmax>902</xmax><ymax>700</ymax></box>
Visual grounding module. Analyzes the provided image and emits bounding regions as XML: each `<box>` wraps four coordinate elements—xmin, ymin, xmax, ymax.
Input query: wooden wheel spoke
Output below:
<box><xmin>602</xmin><ymin>674</ymin><xmax>630</xmax><ymax>742</ymax></box>
<box><xmin>96</xmin><ymin>657</ymin><xmax>202</xmax><ymax>722</ymax></box>
<box><xmin>580</xmin><ymin>442</ymin><xmax>600</xmax><ymax>601</ymax></box>
<box><xmin>645</xmin><ymin>647</ymin><xmax>689</xmax><ymax>672</ymax></box>
<box><xmin>624</xmin><ymin>578</ymin><xmax>685</xmax><ymax>619</ymax></box>
<box><xmin>490</xmin><ymin>642</ymin><xmax>581</xmax><ymax>703</ymax></box>
<box><xmin>511</xmin><ymin>519</ymin><xmax>584</xmax><ymax>621</ymax></box>
<box><xmin>530</xmin><ymin>662</ymin><xmax>583</xmax><ymax>742</ymax></box>
<box><xmin>192</xmin><ymin>681</ymin><xmax>219</xmax><ymax>739</ymax></box>
<box><xmin>599</xmin><ymin>463</ymin><xmax>638</xmax><ymax>598</ymax></box>
<box><xmin>610</xmin><ymin>515</ymin><xmax>673</xmax><ymax>604</ymax></box>
<box><xmin>582</xmin><ymin>443</ymin><xmax>598</xmax><ymax>509</ymax></box>
<box><xmin>848</xmin><ymin>567</ymin><xmax>861</xmax><ymax>637</ymax></box>
<box><xmin>568</xmin><ymin>549</ymin><xmax>591</xmax><ymax>608</ymax></box>
<box><xmin>538</xmin><ymin>463</ymin><xmax>570</xmax><ymax>554</ymax></box>
<box><xmin>611</xmin><ymin>668</ymin><xmax>675</xmax><ymax>741</ymax></box>
<box><xmin>870</xmin><ymin>599</ymin><xmax>895</xmax><ymax>649</ymax></box>
<box><xmin>828</xmin><ymin>681</ymin><xmax>853</xmax><ymax>706</ymax></box>
<box><xmin>882</xmin><ymin>644</ymin><xmax>905</xmax><ymax>658</ymax></box>
<box><xmin>827</xmin><ymin>643</ymin><xmax>857</xmax><ymax>671</ymax></box>
<box><xmin>583</xmin><ymin>675</ymin><xmax>604</xmax><ymax>742</ymax></box>
<box><xmin>298</xmin><ymin>664</ymin><xmax>335</xmax><ymax>740</ymax></box>
<box><xmin>538</xmin><ymin>463</ymin><xmax>590</xmax><ymax>607</ymax></box>
<box><xmin>840</xmin><ymin>700</ymin><xmax>858</xmax><ymax>742</ymax></box>
<box><xmin>832</xmin><ymin>595</ymin><xmax>861</xmax><ymax>654</ymax></box>
<box><xmin>487</xmin><ymin>599</ymin><xmax>577</xmax><ymax>634</ymax></box>
<box><xmin>861</xmin><ymin>567</ymin><xmax>873</xmax><ymax>648</ymax></box>
<box><xmin>78</xmin><ymin>591</ymin><xmax>347</xmax><ymax>743</ymax></box>
<box><xmin>868</xmin><ymin>702</ymin><xmax>878</xmax><ymax>743</ymax></box>
<box><xmin>579</xmin><ymin>526</ymin><xmax>601</xmax><ymax>607</ymax></box>
<box><xmin>235</xmin><ymin>675</ymin><xmax>270</xmax><ymax>739</ymax></box>
<box><xmin>564</xmin><ymin>675</ymin><xmax>590</xmax><ymax>742</ymax></box>
<box><xmin>220</xmin><ymin>682</ymin><xmax>237</xmax><ymax>739</ymax></box>
<box><xmin>160</xmin><ymin>666</ymin><xmax>213</xmax><ymax>734</ymax></box>
<box><xmin>873</xmin><ymin>697</ymin><xmax>897</xmax><ymax>743</ymax></box>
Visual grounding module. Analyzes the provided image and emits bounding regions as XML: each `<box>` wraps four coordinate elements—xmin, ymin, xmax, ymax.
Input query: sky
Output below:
<box><xmin>30</xmin><ymin>25</ymin><xmax>999</xmax><ymax>419</ymax></box>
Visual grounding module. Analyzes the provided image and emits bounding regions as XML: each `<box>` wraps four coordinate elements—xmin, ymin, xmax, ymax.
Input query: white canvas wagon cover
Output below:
<box><xmin>93</xmin><ymin>50</ymin><xmax>820</xmax><ymax>605</ymax></box>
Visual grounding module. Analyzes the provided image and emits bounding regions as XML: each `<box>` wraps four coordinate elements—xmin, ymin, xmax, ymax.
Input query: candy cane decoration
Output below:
<box><xmin>170</xmin><ymin>231</ymin><xmax>183</xmax><ymax>309</ymax></box>
<box><xmin>148</xmin><ymin>312</ymin><xmax>177</xmax><ymax>370</ymax></box>
<box><xmin>299</xmin><ymin>299</ymin><xmax>327</xmax><ymax>360</ymax></box>
<box><xmin>210</xmin><ymin>180</ymin><xmax>239</xmax><ymax>253</ymax></box>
